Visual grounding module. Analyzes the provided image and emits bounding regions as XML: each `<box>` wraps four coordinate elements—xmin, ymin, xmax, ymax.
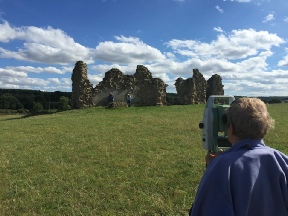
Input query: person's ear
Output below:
<box><xmin>227</xmin><ymin>123</ymin><xmax>234</xmax><ymax>135</ymax></box>
<box><xmin>230</xmin><ymin>124</ymin><xmax>235</xmax><ymax>135</ymax></box>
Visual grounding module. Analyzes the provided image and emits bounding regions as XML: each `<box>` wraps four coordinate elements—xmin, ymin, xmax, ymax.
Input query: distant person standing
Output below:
<box><xmin>108</xmin><ymin>92</ymin><xmax>114</xmax><ymax>108</ymax></box>
<box><xmin>127</xmin><ymin>94</ymin><xmax>131</xmax><ymax>107</ymax></box>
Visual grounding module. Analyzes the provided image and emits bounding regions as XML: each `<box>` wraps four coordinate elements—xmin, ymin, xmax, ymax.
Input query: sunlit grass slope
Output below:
<box><xmin>0</xmin><ymin>103</ymin><xmax>287</xmax><ymax>215</ymax></box>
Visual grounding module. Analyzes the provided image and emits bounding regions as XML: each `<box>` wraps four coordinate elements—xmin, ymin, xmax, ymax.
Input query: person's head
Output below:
<box><xmin>226</xmin><ymin>98</ymin><xmax>274</xmax><ymax>140</ymax></box>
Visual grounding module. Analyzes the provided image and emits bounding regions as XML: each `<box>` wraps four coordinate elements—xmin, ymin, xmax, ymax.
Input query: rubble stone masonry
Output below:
<box><xmin>71</xmin><ymin>61</ymin><xmax>224</xmax><ymax>108</ymax></box>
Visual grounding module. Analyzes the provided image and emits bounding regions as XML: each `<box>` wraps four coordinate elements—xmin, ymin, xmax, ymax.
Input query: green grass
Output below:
<box><xmin>0</xmin><ymin>104</ymin><xmax>287</xmax><ymax>215</ymax></box>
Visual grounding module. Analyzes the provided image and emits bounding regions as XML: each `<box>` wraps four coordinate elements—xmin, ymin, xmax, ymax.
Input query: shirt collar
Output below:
<box><xmin>225</xmin><ymin>138</ymin><xmax>265</xmax><ymax>153</ymax></box>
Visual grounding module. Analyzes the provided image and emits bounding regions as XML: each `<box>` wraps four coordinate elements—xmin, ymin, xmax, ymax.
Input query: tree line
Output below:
<box><xmin>0</xmin><ymin>89</ymin><xmax>72</xmax><ymax>112</ymax></box>
<box><xmin>1</xmin><ymin>89</ymin><xmax>286</xmax><ymax>113</ymax></box>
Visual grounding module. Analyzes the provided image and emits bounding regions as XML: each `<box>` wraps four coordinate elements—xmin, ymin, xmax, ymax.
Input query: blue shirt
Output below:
<box><xmin>127</xmin><ymin>95</ymin><xmax>131</xmax><ymax>101</ymax></box>
<box><xmin>108</xmin><ymin>94</ymin><xmax>114</xmax><ymax>102</ymax></box>
<box><xmin>190</xmin><ymin>139</ymin><xmax>288</xmax><ymax>216</ymax></box>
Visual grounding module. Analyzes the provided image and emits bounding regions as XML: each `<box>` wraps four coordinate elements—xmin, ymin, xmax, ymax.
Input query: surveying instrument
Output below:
<box><xmin>199</xmin><ymin>95</ymin><xmax>235</xmax><ymax>153</ymax></box>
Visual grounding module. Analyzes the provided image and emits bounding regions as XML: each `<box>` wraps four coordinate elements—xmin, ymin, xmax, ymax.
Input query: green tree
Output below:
<box><xmin>0</xmin><ymin>93</ymin><xmax>24</xmax><ymax>109</ymax></box>
<box><xmin>18</xmin><ymin>94</ymin><xmax>35</xmax><ymax>110</ymax></box>
<box><xmin>268</xmin><ymin>98</ymin><xmax>282</xmax><ymax>104</ymax></box>
<box><xmin>32</xmin><ymin>102</ymin><xmax>44</xmax><ymax>112</ymax></box>
<box><xmin>57</xmin><ymin>96</ymin><xmax>71</xmax><ymax>111</ymax></box>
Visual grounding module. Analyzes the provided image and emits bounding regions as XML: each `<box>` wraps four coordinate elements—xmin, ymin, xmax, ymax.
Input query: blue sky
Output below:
<box><xmin>0</xmin><ymin>0</ymin><xmax>288</xmax><ymax>96</ymax></box>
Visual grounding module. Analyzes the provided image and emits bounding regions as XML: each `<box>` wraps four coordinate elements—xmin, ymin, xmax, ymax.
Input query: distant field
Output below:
<box><xmin>0</xmin><ymin>103</ymin><xmax>287</xmax><ymax>215</ymax></box>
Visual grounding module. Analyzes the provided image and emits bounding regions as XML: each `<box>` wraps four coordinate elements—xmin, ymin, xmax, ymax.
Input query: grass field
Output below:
<box><xmin>0</xmin><ymin>103</ymin><xmax>287</xmax><ymax>215</ymax></box>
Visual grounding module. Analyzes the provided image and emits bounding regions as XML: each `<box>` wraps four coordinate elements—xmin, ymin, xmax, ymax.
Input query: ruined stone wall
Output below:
<box><xmin>71</xmin><ymin>61</ymin><xmax>224</xmax><ymax>108</ymax></box>
<box><xmin>134</xmin><ymin>78</ymin><xmax>166</xmax><ymax>106</ymax></box>
<box><xmin>175</xmin><ymin>78</ymin><xmax>194</xmax><ymax>104</ymax></box>
<box><xmin>174</xmin><ymin>69</ymin><xmax>225</xmax><ymax>104</ymax></box>
<box><xmin>192</xmin><ymin>69</ymin><xmax>207</xmax><ymax>104</ymax></box>
<box><xmin>133</xmin><ymin>65</ymin><xmax>167</xmax><ymax>106</ymax></box>
<box><xmin>71</xmin><ymin>61</ymin><xmax>93</xmax><ymax>109</ymax></box>
<box><xmin>92</xmin><ymin>68</ymin><xmax>134</xmax><ymax>106</ymax></box>
<box><xmin>175</xmin><ymin>69</ymin><xmax>207</xmax><ymax>104</ymax></box>
<box><xmin>206</xmin><ymin>74</ymin><xmax>224</xmax><ymax>100</ymax></box>
<box><xmin>92</xmin><ymin>65</ymin><xmax>167</xmax><ymax>107</ymax></box>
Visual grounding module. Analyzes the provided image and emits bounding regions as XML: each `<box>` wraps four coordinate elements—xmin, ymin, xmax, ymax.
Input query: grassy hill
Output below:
<box><xmin>0</xmin><ymin>104</ymin><xmax>287</xmax><ymax>215</ymax></box>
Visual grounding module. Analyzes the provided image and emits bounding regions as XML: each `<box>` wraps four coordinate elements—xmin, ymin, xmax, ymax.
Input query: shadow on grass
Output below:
<box><xmin>22</xmin><ymin>110</ymin><xmax>59</xmax><ymax>118</ymax></box>
<box><xmin>0</xmin><ymin>110</ymin><xmax>59</xmax><ymax>121</ymax></box>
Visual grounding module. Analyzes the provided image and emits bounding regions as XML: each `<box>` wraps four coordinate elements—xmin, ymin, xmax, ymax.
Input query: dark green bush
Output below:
<box><xmin>268</xmin><ymin>98</ymin><xmax>282</xmax><ymax>104</ymax></box>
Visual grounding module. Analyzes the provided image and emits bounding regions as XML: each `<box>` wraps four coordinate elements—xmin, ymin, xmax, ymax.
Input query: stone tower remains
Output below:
<box><xmin>206</xmin><ymin>74</ymin><xmax>224</xmax><ymax>100</ymax></box>
<box><xmin>71</xmin><ymin>61</ymin><xmax>93</xmax><ymax>109</ymax></box>
<box><xmin>175</xmin><ymin>68</ymin><xmax>207</xmax><ymax>104</ymax></box>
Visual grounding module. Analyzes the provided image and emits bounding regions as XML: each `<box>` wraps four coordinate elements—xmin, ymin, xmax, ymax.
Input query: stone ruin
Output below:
<box><xmin>71</xmin><ymin>61</ymin><xmax>224</xmax><ymax>108</ymax></box>
<box><xmin>175</xmin><ymin>69</ymin><xmax>207</xmax><ymax>104</ymax></box>
<box><xmin>206</xmin><ymin>74</ymin><xmax>224</xmax><ymax>100</ymax></box>
<box><xmin>93</xmin><ymin>65</ymin><xmax>167</xmax><ymax>106</ymax></box>
<box><xmin>71</xmin><ymin>62</ymin><xmax>167</xmax><ymax>108</ymax></box>
<box><xmin>71</xmin><ymin>61</ymin><xmax>93</xmax><ymax>109</ymax></box>
<box><xmin>132</xmin><ymin>65</ymin><xmax>167</xmax><ymax>106</ymax></box>
<box><xmin>174</xmin><ymin>69</ymin><xmax>224</xmax><ymax>105</ymax></box>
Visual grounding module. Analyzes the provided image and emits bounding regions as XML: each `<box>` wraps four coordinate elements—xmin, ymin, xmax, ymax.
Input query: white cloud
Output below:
<box><xmin>3</xmin><ymin>76</ymin><xmax>49</xmax><ymax>87</ymax></box>
<box><xmin>214</xmin><ymin>27</ymin><xmax>224</xmax><ymax>33</ymax></box>
<box><xmin>94</xmin><ymin>35</ymin><xmax>166</xmax><ymax>64</ymax></box>
<box><xmin>167</xmin><ymin>29</ymin><xmax>284</xmax><ymax>60</ymax></box>
<box><xmin>0</xmin><ymin>68</ymin><xmax>27</xmax><ymax>78</ymax></box>
<box><xmin>0</xmin><ymin>20</ymin><xmax>93</xmax><ymax>64</ymax></box>
<box><xmin>0</xmin><ymin>75</ymin><xmax>72</xmax><ymax>92</ymax></box>
<box><xmin>277</xmin><ymin>48</ymin><xmax>288</xmax><ymax>67</ymax></box>
<box><xmin>88</xmin><ymin>74</ymin><xmax>104</xmax><ymax>85</ymax></box>
<box><xmin>48</xmin><ymin>78</ymin><xmax>61</xmax><ymax>85</ymax></box>
<box><xmin>0</xmin><ymin>20</ymin><xmax>23</xmax><ymax>42</ymax></box>
<box><xmin>6</xmin><ymin>66</ymin><xmax>66</xmax><ymax>74</ymax></box>
<box><xmin>263</xmin><ymin>13</ymin><xmax>275</xmax><ymax>23</ymax></box>
<box><xmin>215</xmin><ymin>5</ymin><xmax>224</xmax><ymax>13</ymax></box>
<box><xmin>90</xmin><ymin>63</ymin><xmax>135</xmax><ymax>74</ymax></box>
<box><xmin>160</xmin><ymin>29</ymin><xmax>287</xmax><ymax>96</ymax></box>
<box><xmin>0</xmin><ymin>65</ymin><xmax>73</xmax><ymax>91</ymax></box>
<box><xmin>284</xmin><ymin>17</ymin><xmax>288</xmax><ymax>22</ymax></box>
<box><xmin>1</xmin><ymin>19</ymin><xmax>288</xmax><ymax>96</ymax></box>
<box><xmin>60</xmin><ymin>78</ymin><xmax>71</xmax><ymax>86</ymax></box>
<box><xmin>87</xmin><ymin>28</ymin><xmax>287</xmax><ymax>96</ymax></box>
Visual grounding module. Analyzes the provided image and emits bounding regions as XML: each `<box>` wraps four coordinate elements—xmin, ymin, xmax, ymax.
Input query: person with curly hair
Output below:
<box><xmin>190</xmin><ymin>98</ymin><xmax>288</xmax><ymax>216</ymax></box>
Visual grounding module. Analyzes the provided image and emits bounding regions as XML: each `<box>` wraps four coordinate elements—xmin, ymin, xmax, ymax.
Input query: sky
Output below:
<box><xmin>0</xmin><ymin>0</ymin><xmax>288</xmax><ymax>96</ymax></box>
